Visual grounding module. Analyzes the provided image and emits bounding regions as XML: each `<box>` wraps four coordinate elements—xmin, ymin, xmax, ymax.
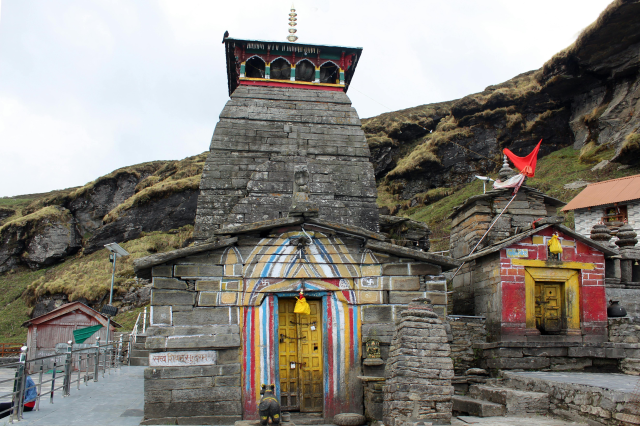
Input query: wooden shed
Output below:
<box><xmin>22</xmin><ymin>302</ymin><xmax>121</xmax><ymax>360</ymax></box>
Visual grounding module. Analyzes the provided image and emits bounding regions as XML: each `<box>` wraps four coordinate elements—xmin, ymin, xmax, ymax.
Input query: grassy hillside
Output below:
<box><xmin>0</xmin><ymin>226</ymin><xmax>193</xmax><ymax>343</ymax></box>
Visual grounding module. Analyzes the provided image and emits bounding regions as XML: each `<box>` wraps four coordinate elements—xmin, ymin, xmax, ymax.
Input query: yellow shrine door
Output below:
<box><xmin>278</xmin><ymin>299</ymin><xmax>323</xmax><ymax>413</ymax></box>
<box><xmin>535</xmin><ymin>282</ymin><xmax>563</xmax><ymax>333</ymax></box>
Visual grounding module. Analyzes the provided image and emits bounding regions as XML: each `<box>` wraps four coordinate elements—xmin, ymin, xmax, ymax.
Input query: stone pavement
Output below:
<box><xmin>0</xmin><ymin>366</ymin><xmax>144</xmax><ymax>426</ymax></box>
<box><xmin>512</xmin><ymin>371</ymin><xmax>637</xmax><ymax>393</ymax></box>
<box><xmin>452</xmin><ymin>415</ymin><xmax>588</xmax><ymax>425</ymax></box>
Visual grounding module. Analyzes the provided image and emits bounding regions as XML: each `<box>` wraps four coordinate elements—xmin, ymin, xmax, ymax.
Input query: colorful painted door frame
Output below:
<box><xmin>241</xmin><ymin>289</ymin><xmax>361</xmax><ymax>419</ymax></box>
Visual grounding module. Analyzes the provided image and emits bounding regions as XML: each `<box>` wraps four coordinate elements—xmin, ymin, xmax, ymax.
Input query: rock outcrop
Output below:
<box><xmin>0</xmin><ymin>206</ymin><xmax>81</xmax><ymax>273</ymax></box>
<box><xmin>85</xmin><ymin>189</ymin><xmax>199</xmax><ymax>254</ymax></box>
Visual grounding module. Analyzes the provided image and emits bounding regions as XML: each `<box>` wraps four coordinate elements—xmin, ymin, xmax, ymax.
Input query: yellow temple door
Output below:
<box><xmin>535</xmin><ymin>282</ymin><xmax>563</xmax><ymax>333</ymax></box>
<box><xmin>278</xmin><ymin>298</ymin><xmax>323</xmax><ymax>413</ymax></box>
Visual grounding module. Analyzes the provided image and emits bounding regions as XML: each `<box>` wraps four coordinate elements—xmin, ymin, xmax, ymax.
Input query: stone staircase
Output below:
<box><xmin>452</xmin><ymin>381</ymin><xmax>550</xmax><ymax>417</ymax></box>
<box><xmin>129</xmin><ymin>334</ymin><xmax>149</xmax><ymax>366</ymax></box>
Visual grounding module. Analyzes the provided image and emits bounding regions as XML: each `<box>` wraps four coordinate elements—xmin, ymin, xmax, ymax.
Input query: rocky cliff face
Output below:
<box><xmin>365</xmin><ymin>0</ymin><xmax>640</xmax><ymax>206</ymax></box>
<box><xmin>0</xmin><ymin>154</ymin><xmax>206</xmax><ymax>272</ymax></box>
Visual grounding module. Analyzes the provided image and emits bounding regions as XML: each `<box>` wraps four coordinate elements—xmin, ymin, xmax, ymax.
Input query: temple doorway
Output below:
<box><xmin>535</xmin><ymin>282</ymin><xmax>564</xmax><ymax>334</ymax></box>
<box><xmin>278</xmin><ymin>298</ymin><xmax>323</xmax><ymax>413</ymax></box>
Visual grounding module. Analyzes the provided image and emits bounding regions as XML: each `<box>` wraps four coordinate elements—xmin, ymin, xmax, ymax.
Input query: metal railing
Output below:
<box><xmin>1</xmin><ymin>337</ymin><xmax>123</xmax><ymax>423</ymax></box>
<box><xmin>127</xmin><ymin>307</ymin><xmax>147</xmax><ymax>365</ymax></box>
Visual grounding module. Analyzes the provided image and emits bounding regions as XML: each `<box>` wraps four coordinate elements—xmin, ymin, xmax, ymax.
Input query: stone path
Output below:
<box><xmin>0</xmin><ymin>366</ymin><xmax>144</xmax><ymax>426</ymax></box>
<box><xmin>512</xmin><ymin>371</ymin><xmax>638</xmax><ymax>393</ymax></box>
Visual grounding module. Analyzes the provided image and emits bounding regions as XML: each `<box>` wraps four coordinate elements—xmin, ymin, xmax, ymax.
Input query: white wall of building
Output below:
<box><xmin>574</xmin><ymin>199</ymin><xmax>640</xmax><ymax>238</ymax></box>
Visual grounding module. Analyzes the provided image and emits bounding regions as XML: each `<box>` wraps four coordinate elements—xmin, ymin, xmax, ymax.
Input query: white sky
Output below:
<box><xmin>0</xmin><ymin>0</ymin><xmax>612</xmax><ymax>197</ymax></box>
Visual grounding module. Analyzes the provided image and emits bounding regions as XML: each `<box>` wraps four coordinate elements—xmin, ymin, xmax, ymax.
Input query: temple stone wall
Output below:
<box><xmin>194</xmin><ymin>86</ymin><xmax>379</xmax><ymax>241</ymax></box>
<box><xmin>450</xmin><ymin>253</ymin><xmax>502</xmax><ymax>340</ymax></box>
<box><xmin>448</xmin><ymin>317</ymin><xmax>487</xmax><ymax>375</ymax></box>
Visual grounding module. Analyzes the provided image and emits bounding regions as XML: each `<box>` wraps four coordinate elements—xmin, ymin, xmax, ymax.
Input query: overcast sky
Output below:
<box><xmin>0</xmin><ymin>0</ymin><xmax>612</xmax><ymax>197</ymax></box>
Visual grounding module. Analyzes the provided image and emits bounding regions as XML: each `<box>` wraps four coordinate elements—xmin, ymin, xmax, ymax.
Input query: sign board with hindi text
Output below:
<box><xmin>149</xmin><ymin>350</ymin><xmax>217</xmax><ymax>367</ymax></box>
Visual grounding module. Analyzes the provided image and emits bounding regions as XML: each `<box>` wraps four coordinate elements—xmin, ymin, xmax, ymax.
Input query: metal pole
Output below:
<box><xmin>143</xmin><ymin>306</ymin><xmax>147</xmax><ymax>334</ymax></box>
<box><xmin>77</xmin><ymin>354</ymin><xmax>81</xmax><ymax>390</ymax></box>
<box><xmin>107</xmin><ymin>254</ymin><xmax>116</xmax><ymax>345</ymax></box>
<box><xmin>63</xmin><ymin>340</ymin><xmax>72</xmax><ymax>397</ymax></box>
<box><xmin>36</xmin><ymin>364</ymin><xmax>43</xmax><ymax>411</ymax></box>
<box><xmin>50</xmin><ymin>361</ymin><xmax>57</xmax><ymax>404</ymax></box>
<box><xmin>94</xmin><ymin>337</ymin><xmax>100</xmax><ymax>382</ymax></box>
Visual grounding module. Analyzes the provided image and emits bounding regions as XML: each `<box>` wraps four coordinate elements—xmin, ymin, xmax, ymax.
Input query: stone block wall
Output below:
<box><xmin>448</xmin><ymin>317</ymin><xmax>487</xmax><ymax>375</ymax></box>
<box><xmin>574</xmin><ymin>199</ymin><xmax>640</xmax><ymax>238</ymax></box>
<box><xmin>360</xmin><ymin>272</ymin><xmax>448</xmax><ymax>377</ymax></box>
<box><xmin>144</xmin><ymin>262</ymin><xmax>242</xmax><ymax>425</ymax></box>
<box><xmin>608</xmin><ymin>317</ymin><xmax>640</xmax><ymax>343</ymax></box>
<box><xmin>502</xmin><ymin>371</ymin><xmax>633</xmax><ymax>425</ymax></box>
<box><xmin>449</xmin><ymin>188</ymin><xmax>557</xmax><ymax>259</ymax></box>
<box><xmin>606</xmin><ymin>288</ymin><xmax>640</xmax><ymax>317</ymax></box>
<box><xmin>144</xmin><ymin>364</ymin><xmax>242</xmax><ymax>425</ymax></box>
<box><xmin>194</xmin><ymin>86</ymin><xmax>379</xmax><ymax>240</ymax></box>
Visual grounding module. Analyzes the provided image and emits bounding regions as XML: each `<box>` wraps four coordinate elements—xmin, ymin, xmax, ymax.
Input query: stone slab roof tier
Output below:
<box><xmin>449</xmin><ymin>186</ymin><xmax>565</xmax><ymax>220</ymax></box>
<box><xmin>562</xmin><ymin>173</ymin><xmax>640</xmax><ymax>211</ymax></box>
<box><xmin>134</xmin><ymin>218</ymin><xmax>459</xmax><ymax>277</ymax></box>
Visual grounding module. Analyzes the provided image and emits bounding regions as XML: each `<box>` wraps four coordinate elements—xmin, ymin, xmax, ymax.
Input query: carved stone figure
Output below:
<box><xmin>259</xmin><ymin>384</ymin><xmax>281</xmax><ymax>425</ymax></box>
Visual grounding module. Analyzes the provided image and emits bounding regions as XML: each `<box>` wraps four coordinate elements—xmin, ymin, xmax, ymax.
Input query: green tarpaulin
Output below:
<box><xmin>73</xmin><ymin>324</ymin><xmax>103</xmax><ymax>343</ymax></box>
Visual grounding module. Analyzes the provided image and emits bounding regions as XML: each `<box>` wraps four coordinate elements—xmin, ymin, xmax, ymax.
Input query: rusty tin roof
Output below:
<box><xmin>562</xmin><ymin>174</ymin><xmax>640</xmax><ymax>211</ymax></box>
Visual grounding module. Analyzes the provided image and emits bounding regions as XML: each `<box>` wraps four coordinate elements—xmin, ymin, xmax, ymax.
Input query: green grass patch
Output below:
<box><xmin>113</xmin><ymin>304</ymin><xmax>150</xmax><ymax>332</ymax></box>
<box><xmin>0</xmin><ymin>268</ymin><xmax>48</xmax><ymax>343</ymax></box>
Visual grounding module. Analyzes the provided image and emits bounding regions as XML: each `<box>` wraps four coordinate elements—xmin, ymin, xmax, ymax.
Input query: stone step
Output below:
<box><xmin>129</xmin><ymin>356</ymin><xmax>149</xmax><ymax>366</ymax></box>
<box><xmin>135</xmin><ymin>335</ymin><xmax>147</xmax><ymax>344</ymax></box>
<box><xmin>130</xmin><ymin>349</ymin><xmax>150</xmax><ymax>358</ymax></box>
<box><xmin>469</xmin><ymin>384</ymin><xmax>549</xmax><ymax>415</ymax></box>
<box><xmin>133</xmin><ymin>343</ymin><xmax>147</xmax><ymax>350</ymax></box>
<box><xmin>452</xmin><ymin>395</ymin><xmax>506</xmax><ymax>417</ymax></box>
<box><xmin>288</xmin><ymin>413</ymin><xmax>325</xmax><ymax>425</ymax></box>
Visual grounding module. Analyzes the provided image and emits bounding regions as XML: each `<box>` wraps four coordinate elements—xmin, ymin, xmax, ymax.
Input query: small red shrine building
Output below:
<box><xmin>455</xmin><ymin>223</ymin><xmax>616</xmax><ymax>342</ymax></box>
<box><xmin>449</xmin><ymin>185</ymin><xmax>617</xmax><ymax>343</ymax></box>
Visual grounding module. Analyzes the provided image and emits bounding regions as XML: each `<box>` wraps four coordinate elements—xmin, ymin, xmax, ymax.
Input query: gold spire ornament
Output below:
<box><xmin>287</xmin><ymin>5</ymin><xmax>298</xmax><ymax>42</ymax></box>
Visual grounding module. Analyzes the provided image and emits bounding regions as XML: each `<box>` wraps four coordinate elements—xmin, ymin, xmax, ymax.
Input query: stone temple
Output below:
<box><xmin>134</xmin><ymin>35</ymin><xmax>460</xmax><ymax>424</ymax></box>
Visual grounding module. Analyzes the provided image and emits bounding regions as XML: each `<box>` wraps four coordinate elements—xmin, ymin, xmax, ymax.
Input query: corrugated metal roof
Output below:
<box><xmin>562</xmin><ymin>174</ymin><xmax>640</xmax><ymax>211</ymax></box>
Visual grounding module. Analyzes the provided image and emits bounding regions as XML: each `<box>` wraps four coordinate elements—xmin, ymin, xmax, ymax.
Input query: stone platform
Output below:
<box><xmin>474</xmin><ymin>341</ymin><xmax>640</xmax><ymax>372</ymax></box>
<box><xmin>503</xmin><ymin>371</ymin><xmax>637</xmax><ymax>425</ymax></box>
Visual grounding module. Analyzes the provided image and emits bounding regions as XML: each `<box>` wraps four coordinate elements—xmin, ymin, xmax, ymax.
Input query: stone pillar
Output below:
<box><xmin>383</xmin><ymin>298</ymin><xmax>454</xmax><ymax>426</ymax></box>
<box><xmin>359</xmin><ymin>376</ymin><xmax>385</xmax><ymax>421</ymax></box>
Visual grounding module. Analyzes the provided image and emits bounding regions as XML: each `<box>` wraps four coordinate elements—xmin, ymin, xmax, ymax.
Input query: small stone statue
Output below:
<box><xmin>259</xmin><ymin>384</ymin><xmax>281</xmax><ymax>425</ymax></box>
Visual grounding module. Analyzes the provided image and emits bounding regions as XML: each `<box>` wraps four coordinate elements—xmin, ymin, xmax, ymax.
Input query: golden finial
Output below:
<box><xmin>287</xmin><ymin>4</ymin><xmax>298</xmax><ymax>42</ymax></box>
